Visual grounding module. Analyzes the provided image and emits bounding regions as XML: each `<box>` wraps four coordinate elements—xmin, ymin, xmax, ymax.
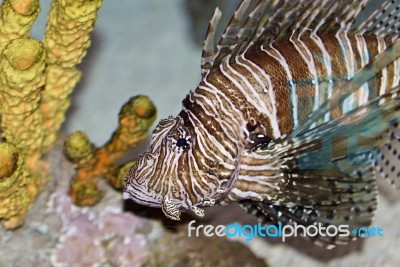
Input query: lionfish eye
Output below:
<box><xmin>176</xmin><ymin>138</ymin><xmax>188</xmax><ymax>147</ymax></box>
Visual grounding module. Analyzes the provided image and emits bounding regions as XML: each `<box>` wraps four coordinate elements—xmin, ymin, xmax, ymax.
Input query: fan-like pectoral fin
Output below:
<box><xmin>162</xmin><ymin>196</ymin><xmax>181</xmax><ymax>221</ymax></box>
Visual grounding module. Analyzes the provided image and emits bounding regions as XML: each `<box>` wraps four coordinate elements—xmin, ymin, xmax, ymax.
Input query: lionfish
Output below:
<box><xmin>123</xmin><ymin>0</ymin><xmax>400</xmax><ymax>247</ymax></box>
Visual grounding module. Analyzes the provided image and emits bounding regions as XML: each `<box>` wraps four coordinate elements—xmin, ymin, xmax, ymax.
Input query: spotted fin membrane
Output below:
<box><xmin>376</xmin><ymin>120</ymin><xmax>400</xmax><ymax>188</ymax></box>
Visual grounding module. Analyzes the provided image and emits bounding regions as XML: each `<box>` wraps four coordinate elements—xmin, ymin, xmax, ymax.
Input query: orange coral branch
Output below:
<box><xmin>64</xmin><ymin>96</ymin><xmax>157</xmax><ymax>206</ymax></box>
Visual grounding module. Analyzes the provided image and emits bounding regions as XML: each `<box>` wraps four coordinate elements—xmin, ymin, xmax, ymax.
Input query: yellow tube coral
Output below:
<box><xmin>0</xmin><ymin>142</ymin><xmax>37</xmax><ymax>229</ymax></box>
<box><xmin>0</xmin><ymin>39</ymin><xmax>47</xmax><ymax>228</ymax></box>
<box><xmin>0</xmin><ymin>0</ymin><xmax>40</xmax><ymax>52</ymax></box>
<box><xmin>0</xmin><ymin>0</ymin><xmax>104</xmax><ymax>229</ymax></box>
<box><xmin>40</xmin><ymin>0</ymin><xmax>103</xmax><ymax>150</ymax></box>
<box><xmin>0</xmin><ymin>38</ymin><xmax>46</xmax><ymax>155</ymax></box>
<box><xmin>65</xmin><ymin>96</ymin><xmax>157</xmax><ymax>206</ymax></box>
<box><xmin>0</xmin><ymin>143</ymin><xmax>20</xmax><ymax>189</ymax></box>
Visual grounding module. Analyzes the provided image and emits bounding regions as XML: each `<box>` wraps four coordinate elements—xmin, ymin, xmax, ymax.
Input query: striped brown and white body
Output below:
<box><xmin>217</xmin><ymin>33</ymin><xmax>400</xmax><ymax>203</ymax></box>
<box><xmin>124</xmin><ymin>0</ymin><xmax>400</xmax><ymax>247</ymax></box>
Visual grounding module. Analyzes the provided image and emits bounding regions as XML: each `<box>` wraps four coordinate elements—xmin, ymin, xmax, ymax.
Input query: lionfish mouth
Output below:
<box><xmin>123</xmin><ymin>182</ymin><xmax>163</xmax><ymax>208</ymax></box>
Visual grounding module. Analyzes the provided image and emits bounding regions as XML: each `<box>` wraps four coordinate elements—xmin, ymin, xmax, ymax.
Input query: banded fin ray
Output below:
<box><xmin>240</xmin><ymin>146</ymin><xmax>378</xmax><ymax>247</ymax></box>
<box><xmin>201</xmin><ymin>0</ymin><xmax>252</xmax><ymax>76</ymax></box>
<box><xmin>240</xmin><ymin>168</ymin><xmax>376</xmax><ymax>248</ymax></box>
<box><xmin>244</xmin><ymin>86</ymin><xmax>400</xmax><ymax>247</ymax></box>
<box><xmin>290</xmin><ymin>35</ymin><xmax>400</xmax><ymax>137</ymax></box>
<box><xmin>201</xmin><ymin>0</ymin><xmax>371</xmax><ymax>76</ymax></box>
<box><xmin>282</xmin><ymin>0</ymin><xmax>400</xmax><ymax>190</ymax></box>
<box><xmin>201</xmin><ymin>7</ymin><xmax>222</xmax><ymax>76</ymax></box>
<box><xmin>202</xmin><ymin>0</ymin><xmax>271</xmax><ymax>76</ymax></box>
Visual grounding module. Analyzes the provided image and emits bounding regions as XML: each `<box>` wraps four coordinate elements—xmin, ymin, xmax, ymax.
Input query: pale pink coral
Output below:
<box><xmin>107</xmin><ymin>235</ymin><xmax>146</xmax><ymax>267</ymax></box>
<box><xmin>55</xmin><ymin>214</ymin><xmax>104</xmax><ymax>267</ymax></box>
<box><xmin>99</xmin><ymin>210</ymin><xmax>140</xmax><ymax>238</ymax></box>
<box><xmin>48</xmin><ymin>189</ymin><xmax>147</xmax><ymax>266</ymax></box>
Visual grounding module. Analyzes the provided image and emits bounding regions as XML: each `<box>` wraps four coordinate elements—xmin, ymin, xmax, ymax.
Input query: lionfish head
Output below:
<box><xmin>123</xmin><ymin>115</ymin><xmax>208</xmax><ymax>221</ymax></box>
